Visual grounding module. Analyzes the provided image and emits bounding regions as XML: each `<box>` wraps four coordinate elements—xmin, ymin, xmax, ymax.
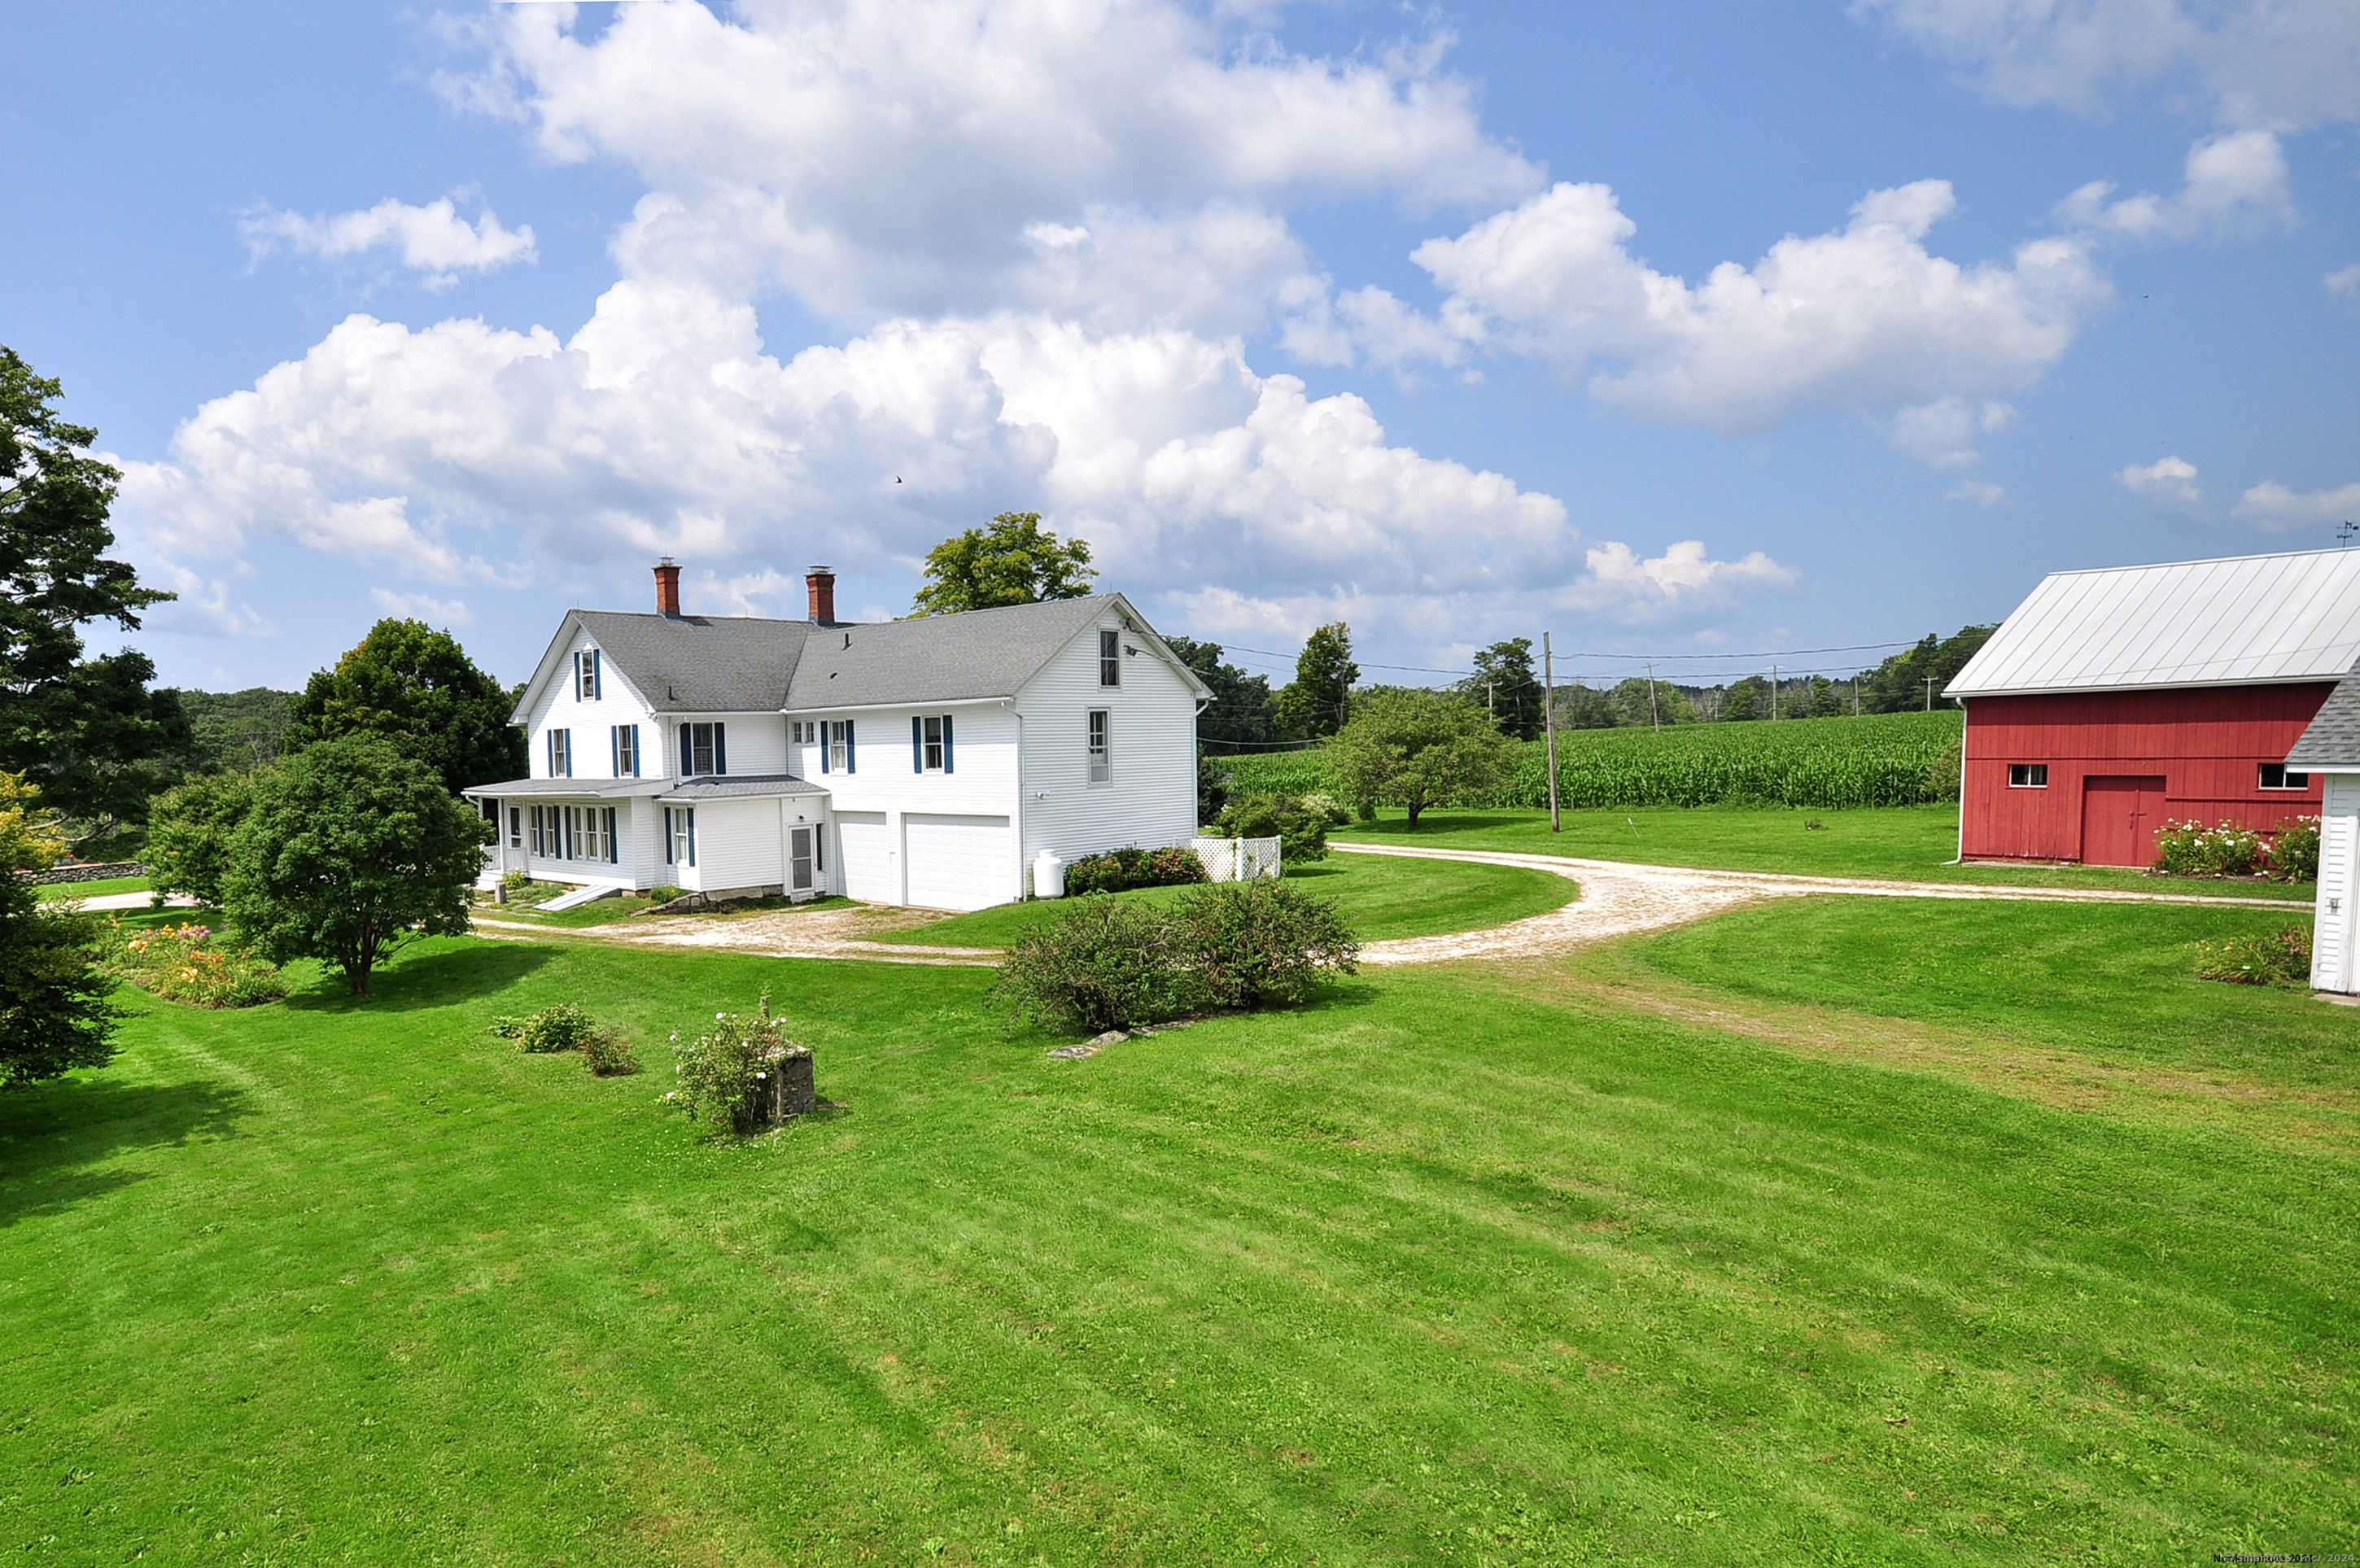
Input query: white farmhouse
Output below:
<box><xmin>464</xmin><ymin>561</ymin><xmax>1212</xmax><ymax>910</ymax></box>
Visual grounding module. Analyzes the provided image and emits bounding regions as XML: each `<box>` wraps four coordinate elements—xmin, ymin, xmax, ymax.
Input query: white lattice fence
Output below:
<box><xmin>1190</xmin><ymin>836</ymin><xmax>1283</xmax><ymax>882</ymax></box>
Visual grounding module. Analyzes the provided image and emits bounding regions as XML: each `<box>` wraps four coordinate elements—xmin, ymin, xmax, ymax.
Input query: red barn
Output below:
<box><xmin>1944</xmin><ymin>548</ymin><xmax>2360</xmax><ymax>867</ymax></box>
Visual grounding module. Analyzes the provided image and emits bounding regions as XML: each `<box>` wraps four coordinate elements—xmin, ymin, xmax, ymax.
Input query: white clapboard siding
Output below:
<box><xmin>526</xmin><ymin>627</ymin><xmax>659</xmax><ymax>781</ymax></box>
<box><xmin>2314</xmin><ymin>775</ymin><xmax>2360</xmax><ymax>992</ymax></box>
<box><xmin>905</xmin><ymin>813</ymin><xmax>1013</xmax><ymax>911</ymax></box>
<box><xmin>680</xmin><ymin>798</ymin><xmax>784</xmax><ymax>895</ymax></box>
<box><xmin>793</xmin><ymin>701</ymin><xmax>1025</xmax><ymax>906</ymax></box>
<box><xmin>1014</xmin><ymin>609</ymin><xmax>1200</xmax><ymax>883</ymax></box>
<box><xmin>649</xmin><ymin>713</ymin><xmax>791</xmax><ymax>780</ymax></box>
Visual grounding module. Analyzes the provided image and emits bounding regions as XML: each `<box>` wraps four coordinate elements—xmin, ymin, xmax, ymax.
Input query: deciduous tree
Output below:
<box><xmin>1164</xmin><ymin>635</ymin><xmax>1280</xmax><ymax>747</ymax></box>
<box><xmin>226</xmin><ymin>736</ymin><xmax>489</xmax><ymax>996</ymax></box>
<box><xmin>1327</xmin><ymin>688</ymin><xmax>1514</xmax><ymax>828</ymax></box>
<box><xmin>286</xmin><ymin>620</ymin><xmax>525</xmax><ymax>795</ymax></box>
<box><xmin>147</xmin><ymin>769</ymin><xmax>267</xmax><ymax>909</ymax></box>
<box><xmin>0</xmin><ymin>771</ymin><xmax>118</xmax><ymax>1086</ymax></box>
<box><xmin>911</xmin><ymin>513</ymin><xmax>1095</xmax><ymax>615</ymax></box>
<box><xmin>0</xmin><ymin>347</ymin><xmax>190</xmax><ymax>845</ymax></box>
<box><xmin>1275</xmin><ymin>622</ymin><xmax>1357</xmax><ymax>739</ymax></box>
<box><xmin>1458</xmin><ymin>637</ymin><xmax>1544</xmax><ymax>740</ymax></box>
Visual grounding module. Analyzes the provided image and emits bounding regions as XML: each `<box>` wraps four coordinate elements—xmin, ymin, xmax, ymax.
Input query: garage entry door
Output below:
<box><xmin>904</xmin><ymin>813</ymin><xmax>1013</xmax><ymax>911</ymax></box>
<box><xmin>837</xmin><ymin>811</ymin><xmax>894</xmax><ymax>904</ymax></box>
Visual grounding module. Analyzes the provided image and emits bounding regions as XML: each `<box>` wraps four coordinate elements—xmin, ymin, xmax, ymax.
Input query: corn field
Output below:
<box><xmin>1216</xmin><ymin>710</ymin><xmax>1964</xmax><ymax>810</ymax></box>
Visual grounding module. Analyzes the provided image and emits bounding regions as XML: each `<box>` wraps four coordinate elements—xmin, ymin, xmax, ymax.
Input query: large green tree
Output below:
<box><xmin>1457</xmin><ymin>637</ymin><xmax>1545</xmax><ymax>741</ymax></box>
<box><xmin>1164</xmin><ymin>635</ymin><xmax>1281</xmax><ymax>748</ymax></box>
<box><xmin>286</xmin><ymin>619</ymin><xmax>526</xmax><ymax>795</ymax></box>
<box><xmin>146</xmin><ymin>768</ymin><xmax>269</xmax><ymax>909</ymax></box>
<box><xmin>226</xmin><ymin>736</ymin><xmax>489</xmax><ymax>997</ymax></box>
<box><xmin>1856</xmin><ymin>626</ymin><xmax>1995</xmax><ymax>713</ymax></box>
<box><xmin>0</xmin><ymin>771</ymin><xmax>117</xmax><ymax>1086</ymax></box>
<box><xmin>1609</xmin><ymin>676</ymin><xmax>1695</xmax><ymax>728</ymax></box>
<box><xmin>911</xmin><ymin>513</ymin><xmax>1096</xmax><ymax>616</ymax></box>
<box><xmin>0</xmin><ymin>347</ymin><xmax>190</xmax><ymax>843</ymax></box>
<box><xmin>1327</xmin><ymin>688</ymin><xmax>1514</xmax><ymax>828</ymax></box>
<box><xmin>1275</xmin><ymin>622</ymin><xmax>1358</xmax><ymax>740</ymax></box>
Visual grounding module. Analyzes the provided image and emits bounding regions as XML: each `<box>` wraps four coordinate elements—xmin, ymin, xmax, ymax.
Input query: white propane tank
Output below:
<box><xmin>1032</xmin><ymin>849</ymin><xmax>1066</xmax><ymax>898</ymax></box>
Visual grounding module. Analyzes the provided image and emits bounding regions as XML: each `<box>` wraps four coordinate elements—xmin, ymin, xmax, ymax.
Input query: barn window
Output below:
<box><xmin>2260</xmin><ymin>763</ymin><xmax>2311</xmax><ymax>790</ymax></box>
<box><xmin>2008</xmin><ymin>763</ymin><xmax>2048</xmax><ymax>788</ymax></box>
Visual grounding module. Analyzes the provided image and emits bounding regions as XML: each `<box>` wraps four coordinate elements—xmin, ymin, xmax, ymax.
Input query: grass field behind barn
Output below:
<box><xmin>3</xmin><ymin>889</ymin><xmax>2355</xmax><ymax>1562</ymax></box>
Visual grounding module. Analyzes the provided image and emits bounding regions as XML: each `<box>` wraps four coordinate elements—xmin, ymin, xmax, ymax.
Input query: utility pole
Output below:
<box><xmin>1771</xmin><ymin>664</ymin><xmax>1779</xmax><ymax>721</ymax></box>
<box><xmin>1924</xmin><ymin>675</ymin><xmax>1936</xmax><ymax>711</ymax></box>
<box><xmin>1646</xmin><ymin>661</ymin><xmax>1660</xmax><ymax>732</ymax></box>
<box><xmin>1542</xmin><ymin>633</ymin><xmax>1561</xmax><ymax>833</ymax></box>
<box><xmin>1852</xmin><ymin>675</ymin><xmax>1860</xmax><ymax>716</ymax></box>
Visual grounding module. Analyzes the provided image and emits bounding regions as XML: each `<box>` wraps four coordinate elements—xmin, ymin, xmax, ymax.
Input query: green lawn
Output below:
<box><xmin>487</xmin><ymin>891</ymin><xmax>861</xmax><ymax>929</ymax></box>
<box><xmin>1335</xmin><ymin>805</ymin><xmax>2315</xmax><ymax>899</ymax></box>
<box><xmin>873</xmin><ymin>851</ymin><xmax>1576</xmax><ymax>948</ymax></box>
<box><xmin>33</xmin><ymin>875</ymin><xmax>151</xmax><ymax>902</ymax></box>
<box><xmin>3</xmin><ymin>906</ymin><xmax>2355</xmax><ymax>1562</ymax></box>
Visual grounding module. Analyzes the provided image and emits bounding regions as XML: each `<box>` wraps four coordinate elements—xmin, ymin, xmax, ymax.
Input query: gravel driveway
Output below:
<box><xmin>471</xmin><ymin>846</ymin><xmax>2299</xmax><ymax>968</ymax></box>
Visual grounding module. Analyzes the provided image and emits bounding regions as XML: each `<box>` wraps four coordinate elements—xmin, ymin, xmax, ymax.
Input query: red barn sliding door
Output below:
<box><xmin>2080</xmin><ymin>775</ymin><xmax>2167</xmax><ymax>867</ymax></box>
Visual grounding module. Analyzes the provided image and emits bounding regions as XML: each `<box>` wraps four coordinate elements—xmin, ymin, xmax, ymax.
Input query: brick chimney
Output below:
<box><xmin>806</xmin><ymin>566</ymin><xmax>837</xmax><ymax>625</ymax></box>
<box><xmin>653</xmin><ymin>557</ymin><xmax>682</xmax><ymax>617</ymax></box>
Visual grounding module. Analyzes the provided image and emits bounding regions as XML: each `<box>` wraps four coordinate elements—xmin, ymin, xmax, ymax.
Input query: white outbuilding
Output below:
<box><xmin>2287</xmin><ymin>663</ymin><xmax>2360</xmax><ymax>994</ymax></box>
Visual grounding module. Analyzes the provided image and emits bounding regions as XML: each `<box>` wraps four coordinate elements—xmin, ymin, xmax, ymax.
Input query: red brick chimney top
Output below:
<box><xmin>806</xmin><ymin>566</ymin><xmax>837</xmax><ymax>625</ymax></box>
<box><xmin>653</xmin><ymin>557</ymin><xmax>681</xmax><ymax>617</ymax></box>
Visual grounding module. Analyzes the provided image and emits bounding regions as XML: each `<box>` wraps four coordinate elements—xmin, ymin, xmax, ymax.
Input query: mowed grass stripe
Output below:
<box><xmin>2</xmin><ymin>924</ymin><xmax>2353</xmax><ymax>1562</ymax></box>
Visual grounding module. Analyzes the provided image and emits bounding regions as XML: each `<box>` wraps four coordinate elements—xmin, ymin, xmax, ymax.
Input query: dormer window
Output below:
<box><xmin>574</xmin><ymin>649</ymin><xmax>601</xmax><ymax>701</ymax></box>
<box><xmin>1099</xmin><ymin>628</ymin><xmax>1121</xmax><ymax>687</ymax></box>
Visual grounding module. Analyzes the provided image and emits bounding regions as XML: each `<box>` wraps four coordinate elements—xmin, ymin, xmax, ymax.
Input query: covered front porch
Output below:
<box><xmin>463</xmin><ymin>778</ymin><xmax>669</xmax><ymax>893</ymax></box>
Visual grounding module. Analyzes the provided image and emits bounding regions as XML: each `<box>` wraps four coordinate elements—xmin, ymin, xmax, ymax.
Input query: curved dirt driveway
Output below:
<box><xmin>1346</xmin><ymin>842</ymin><xmax>2297</xmax><ymax>964</ymax></box>
<box><xmin>474</xmin><ymin>845</ymin><xmax>2298</xmax><ymax>967</ymax></box>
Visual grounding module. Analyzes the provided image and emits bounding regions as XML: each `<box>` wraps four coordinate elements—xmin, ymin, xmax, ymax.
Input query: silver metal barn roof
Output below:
<box><xmin>1946</xmin><ymin>548</ymin><xmax>2360</xmax><ymax>699</ymax></box>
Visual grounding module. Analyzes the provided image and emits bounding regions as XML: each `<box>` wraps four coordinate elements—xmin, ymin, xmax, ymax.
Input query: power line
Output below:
<box><xmin>1207</xmin><ymin>635</ymin><xmax>1926</xmax><ymax>679</ymax></box>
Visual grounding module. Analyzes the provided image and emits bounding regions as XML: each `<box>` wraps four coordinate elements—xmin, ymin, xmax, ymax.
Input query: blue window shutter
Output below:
<box><xmin>687</xmin><ymin>810</ymin><xmax>697</xmax><ymax>867</ymax></box>
<box><xmin>680</xmin><ymin>725</ymin><xmax>693</xmax><ymax>777</ymax></box>
<box><xmin>820</xmin><ymin>723</ymin><xmax>830</xmax><ymax>774</ymax></box>
<box><xmin>610</xmin><ymin>727</ymin><xmax>618</xmax><ymax>775</ymax></box>
<box><xmin>589</xmin><ymin>649</ymin><xmax>600</xmax><ymax>699</ymax></box>
<box><xmin>662</xmin><ymin>809</ymin><xmax>672</xmax><ymax>865</ymax></box>
<box><xmin>846</xmin><ymin>720</ymin><xmax>856</xmax><ymax>774</ymax></box>
<box><xmin>629</xmin><ymin>724</ymin><xmax>640</xmax><ymax>777</ymax></box>
<box><xmin>606</xmin><ymin>807</ymin><xmax>618</xmax><ymax>863</ymax></box>
<box><xmin>714</xmin><ymin>723</ymin><xmax>727</xmax><ymax>776</ymax></box>
<box><xmin>912</xmin><ymin>715</ymin><xmax>923</xmax><ymax>773</ymax></box>
<box><xmin>942</xmin><ymin>714</ymin><xmax>954</xmax><ymax>773</ymax></box>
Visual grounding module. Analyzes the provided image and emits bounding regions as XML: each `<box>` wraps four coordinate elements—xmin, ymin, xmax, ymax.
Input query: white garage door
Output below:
<box><xmin>904</xmin><ymin>813</ymin><xmax>1013</xmax><ymax>911</ymax></box>
<box><xmin>837</xmin><ymin>811</ymin><xmax>895</xmax><ymax>904</ymax></box>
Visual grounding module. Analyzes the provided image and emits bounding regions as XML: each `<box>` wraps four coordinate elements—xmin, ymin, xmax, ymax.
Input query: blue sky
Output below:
<box><xmin>5</xmin><ymin>1</ymin><xmax>2355</xmax><ymax>697</ymax></box>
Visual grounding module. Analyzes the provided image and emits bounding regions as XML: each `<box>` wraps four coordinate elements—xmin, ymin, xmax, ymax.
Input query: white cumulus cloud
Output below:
<box><xmin>2056</xmin><ymin>129</ymin><xmax>2297</xmax><ymax>242</ymax></box>
<box><xmin>240</xmin><ymin>195</ymin><xmax>537</xmax><ymax>288</ymax></box>
<box><xmin>2234</xmin><ymin>478</ymin><xmax>2360</xmax><ymax>531</ymax></box>
<box><xmin>1854</xmin><ymin>0</ymin><xmax>2360</xmax><ymax>129</ymax></box>
<box><xmin>2328</xmin><ymin>264</ymin><xmax>2360</xmax><ymax>314</ymax></box>
<box><xmin>1563</xmin><ymin>540</ymin><xmax>1798</xmax><ymax>622</ymax></box>
<box><xmin>1318</xmin><ymin>178</ymin><xmax>2106</xmax><ymax>454</ymax></box>
<box><xmin>2117</xmin><ymin>454</ymin><xmax>2205</xmax><ymax>509</ymax></box>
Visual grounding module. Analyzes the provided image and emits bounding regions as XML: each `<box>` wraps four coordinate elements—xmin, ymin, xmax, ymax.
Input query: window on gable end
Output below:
<box><xmin>1099</xmin><ymin>628</ymin><xmax>1121</xmax><ymax>687</ymax></box>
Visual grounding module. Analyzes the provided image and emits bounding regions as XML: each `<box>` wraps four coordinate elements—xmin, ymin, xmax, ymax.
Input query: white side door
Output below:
<box><xmin>837</xmin><ymin>810</ymin><xmax>894</xmax><ymax>904</ymax></box>
<box><xmin>904</xmin><ymin>813</ymin><xmax>1014</xmax><ymax>911</ymax></box>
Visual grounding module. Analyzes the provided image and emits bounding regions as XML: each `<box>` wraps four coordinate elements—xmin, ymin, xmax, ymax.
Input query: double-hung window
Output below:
<box><xmin>2260</xmin><ymin>762</ymin><xmax>2311</xmax><ymax>789</ymax></box>
<box><xmin>546</xmin><ymin>728</ymin><xmax>572</xmax><ymax>778</ymax></box>
<box><xmin>1099</xmin><ymin>628</ymin><xmax>1121</xmax><ymax>687</ymax></box>
<box><xmin>574</xmin><ymin>649</ymin><xmax>601</xmax><ymax>701</ymax></box>
<box><xmin>612</xmin><ymin>724</ymin><xmax>640</xmax><ymax>777</ymax></box>
<box><xmin>678</xmin><ymin>722</ymin><xmax>726</xmax><ymax>777</ymax></box>
<box><xmin>665</xmin><ymin>807</ymin><xmax>696</xmax><ymax>867</ymax></box>
<box><xmin>531</xmin><ymin>803</ymin><xmax>567</xmax><ymax>857</ymax></box>
<box><xmin>912</xmin><ymin>714</ymin><xmax>954</xmax><ymax>772</ymax></box>
<box><xmin>823</xmin><ymin>719</ymin><xmax>854</xmax><ymax>774</ymax></box>
<box><xmin>1086</xmin><ymin>709</ymin><xmax>1112</xmax><ymax>784</ymax></box>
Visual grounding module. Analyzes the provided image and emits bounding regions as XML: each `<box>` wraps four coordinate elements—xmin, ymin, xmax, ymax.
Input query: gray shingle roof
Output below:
<box><xmin>2288</xmin><ymin>659</ymin><xmax>2360</xmax><ymax>769</ymax></box>
<box><xmin>460</xmin><ymin>777</ymin><xmax>667</xmax><ymax>799</ymax></box>
<box><xmin>548</xmin><ymin>595</ymin><xmax>1156</xmax><ymax>718</ymax></box>
<box><xmin>658</xmin><ymin>775</ymin><xmax>831</xmax><ymax>801</ymax></box>
<box><xmin>784</xmin><ymin>595</ymin><xmax>1117</xmax><ymax>710</ymax></box>
<box><xmin>572</xmin><ymin>610</ymin><xmax>812</xmax><ymax>713</ymax></box>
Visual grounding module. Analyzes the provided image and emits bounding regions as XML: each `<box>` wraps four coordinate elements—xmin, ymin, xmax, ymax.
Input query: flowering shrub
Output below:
<box><xmin>2196</xmin><ymin>927</ymin><xmax>2310</xmax><ymax>985</ymax></box>
<box><xmin>580</xmin><ymin>1029</ymin><xmax>641</xmax><ymax>1077</ymax></box>
<box><xmin>2152</xmin><ymin>819</ymin><xmax>2266</xmax><ymax>877</ymax></box>
<box><xmin>2268</xmin><ymin>817</ymin><xmax>2320</xmax><ymax>884</ymax></box>
<box><xmin>664</xmin><ymin>992</ymin><xmax>802</xmax><ymax>1131</ymax></box>
<box><xmin>101</xmin><ymin>920</ymin><xmax>286</xmax><ymax>1008</ymax></box>
<box><xmin>490</xmin><ymin>1002</ymin><xmax>638</xmax><ymax>1072</ymax></box>
<box><xmin>1064</xmin><ymin>845</ymin><xmax>1208</xmax><ymax>896</ymax></box>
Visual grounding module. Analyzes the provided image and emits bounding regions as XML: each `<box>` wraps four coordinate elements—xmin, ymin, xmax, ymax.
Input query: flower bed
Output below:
<box><xmin>102</xmin><ymin>921</ymin><xmax>286</xmax><ymax>1008</ymax></box>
